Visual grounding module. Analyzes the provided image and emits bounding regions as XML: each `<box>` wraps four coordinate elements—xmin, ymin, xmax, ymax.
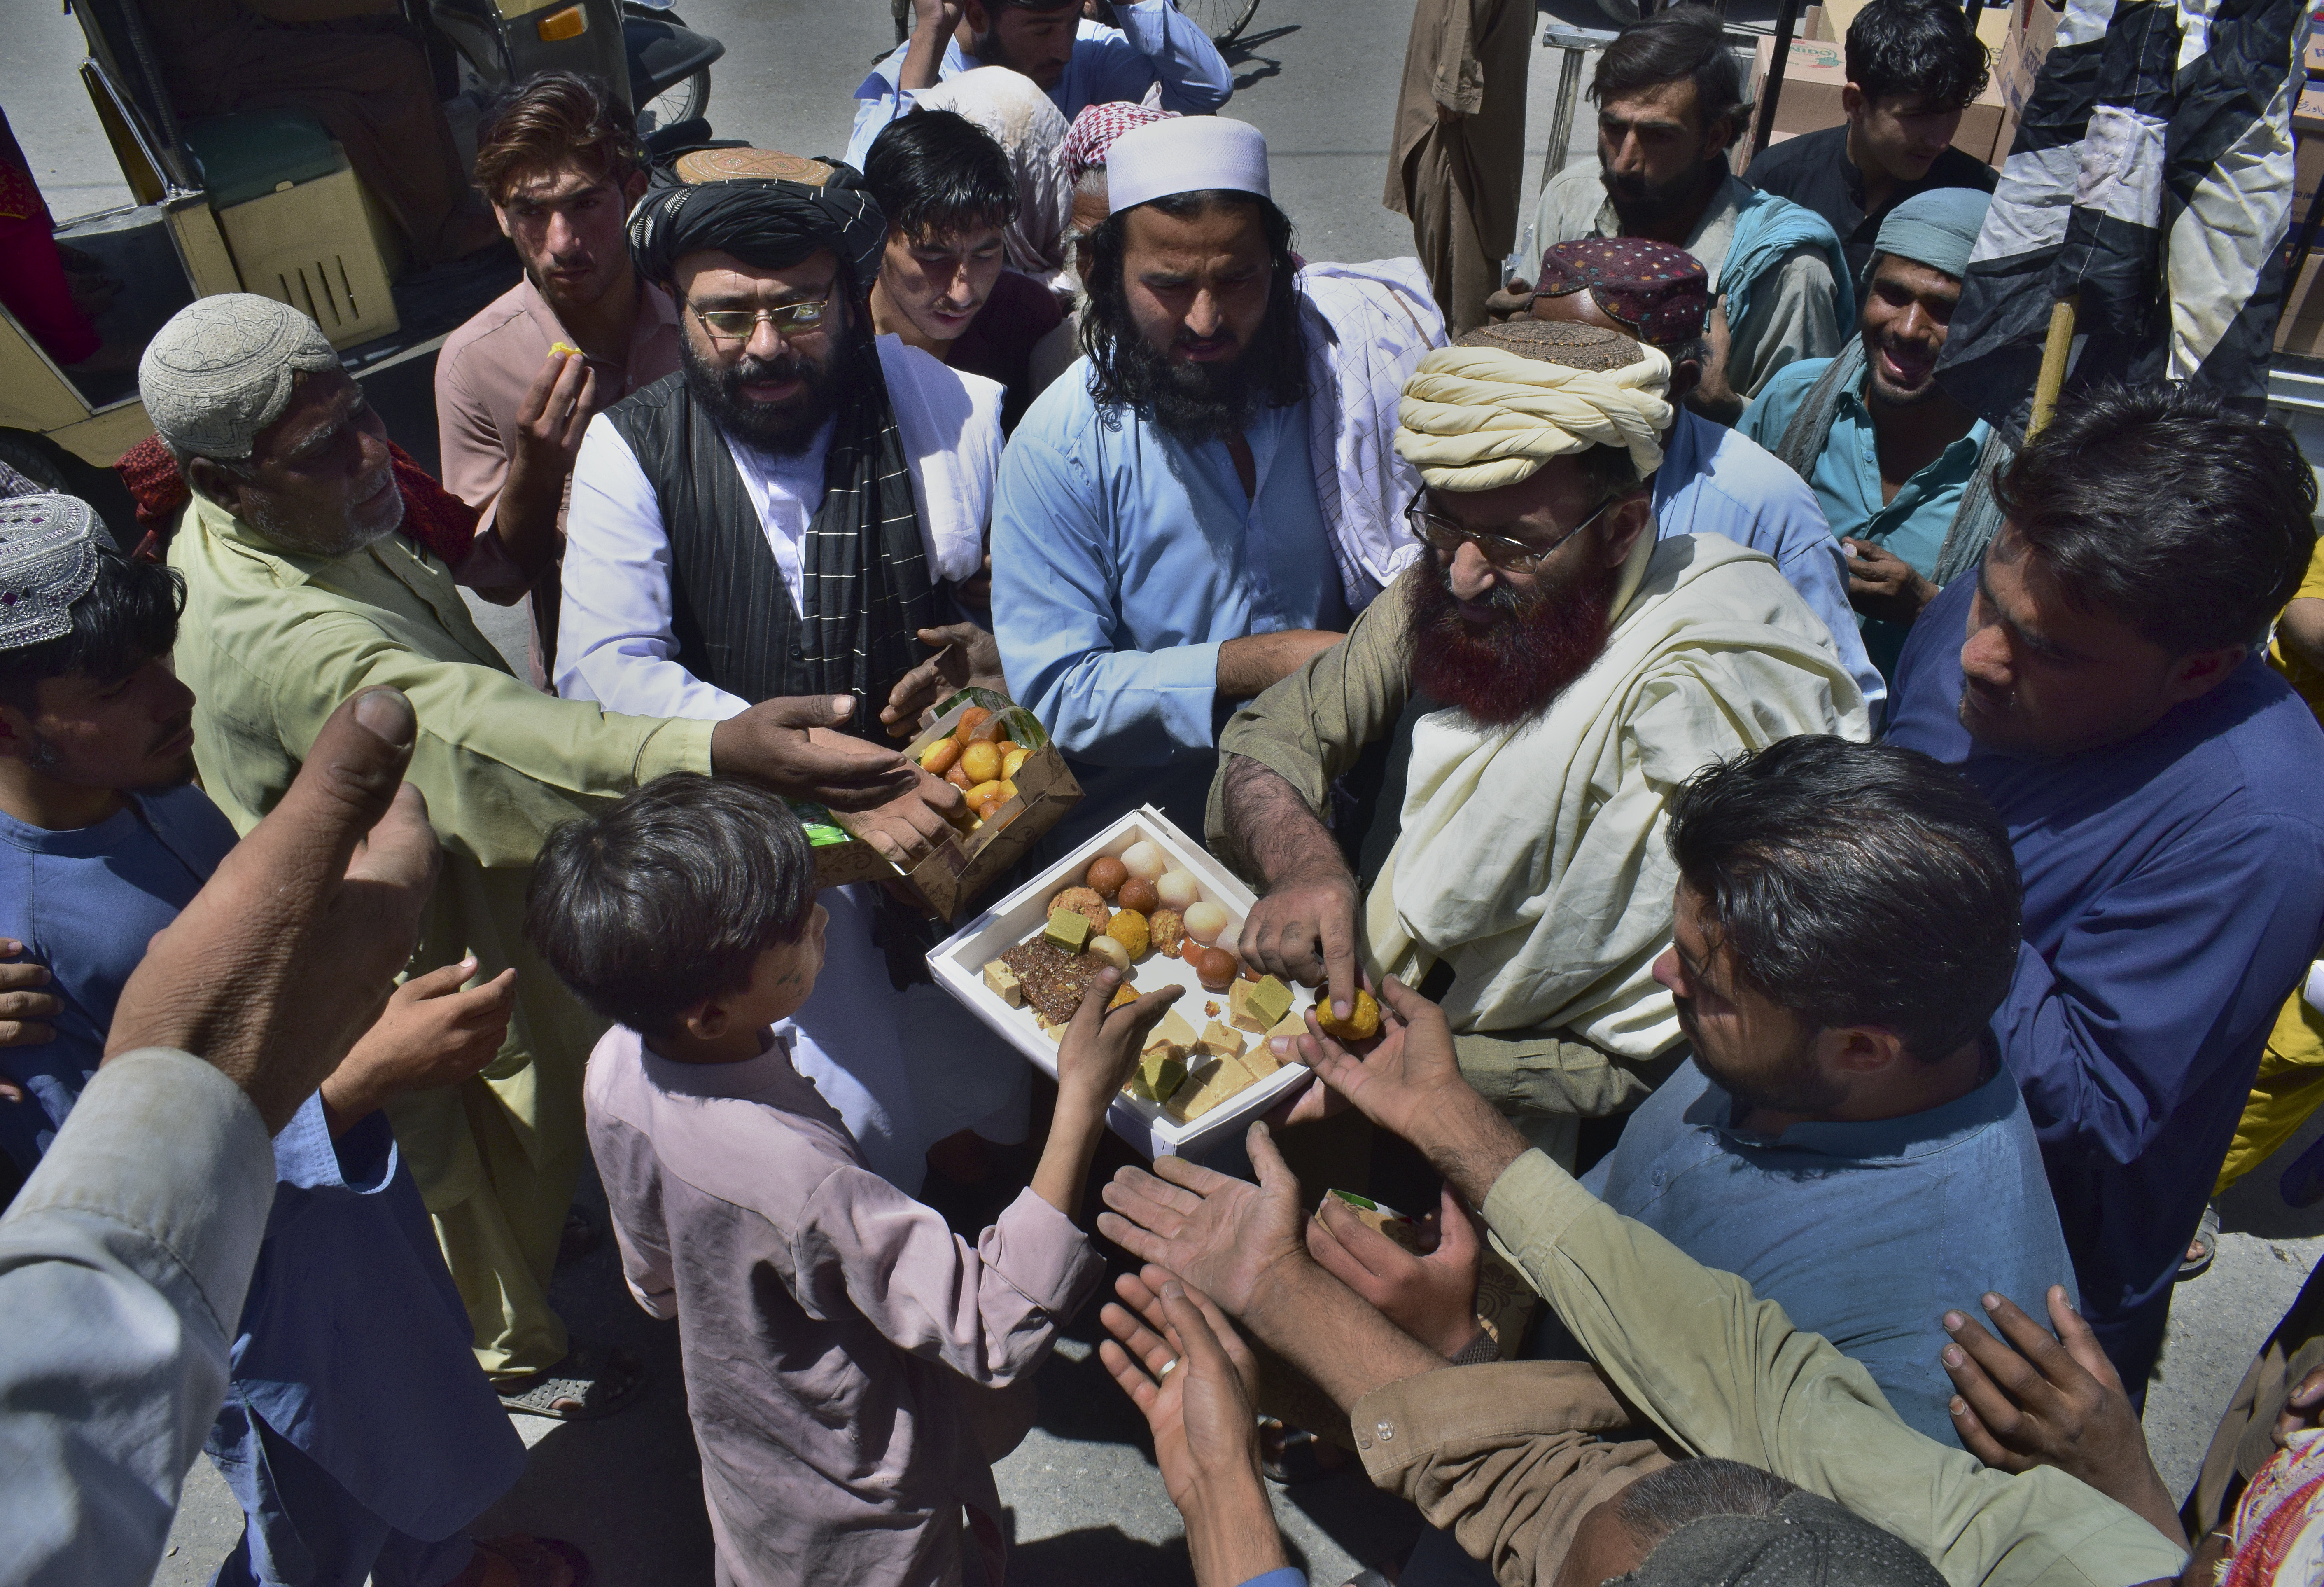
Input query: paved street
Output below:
<box><xmin>5</xmin><ymin>0</ymin><xmax>2322</xmax><ymax>1579</ymax></box>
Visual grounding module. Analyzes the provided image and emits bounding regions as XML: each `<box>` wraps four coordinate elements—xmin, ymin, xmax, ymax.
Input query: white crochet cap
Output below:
<box><xmin>139</xmin><ymin>293</ymin><xmax>341</xmax><ymax>460</ymax></box>
<box><xmin>0</xmin><ymin>494</ymin><xmax>103</xmax><ymax>652</ymax></box>
<box><xmin>1105</xmin><ymin>116</ymin><xmax>1270</xmax><ymax>215</ymax></box>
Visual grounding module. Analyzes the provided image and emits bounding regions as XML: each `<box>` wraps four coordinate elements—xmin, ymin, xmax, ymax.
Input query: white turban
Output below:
<box><xmin>139</xmin><ymin>294</ymin><xmax>341</xmax><ymax>460</ymax></box>
<box><xmin>1394</xmin><ymin>328</ymin><xmax>1673</xmax><ymax>493</ymax></box>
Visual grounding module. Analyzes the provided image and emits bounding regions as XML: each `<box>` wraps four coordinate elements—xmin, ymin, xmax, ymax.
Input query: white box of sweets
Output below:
<box><xmin>926</xmin><ymin>807</ymin><xmax>1322</xmax><ymax>1159</ymax></box>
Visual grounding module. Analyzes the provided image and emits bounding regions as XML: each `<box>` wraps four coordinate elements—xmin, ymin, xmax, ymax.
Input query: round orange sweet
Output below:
<box><xmin>1315</xmin><ymin>989</ymin><xmax>1383</xmax><ymax>1044</ymax></box>
<box><xmin>1086</xmin><ymin>855</ymin><xmax>1129</xmax><ymax>899</ymax></box>
<box><xmin>1107</xmin><ymin>909</ymin><xmax>1150</xmax><ymax>959</ymax></box>
<box><xmin>960</xmin><ymin>740</ymin><xmax>1003</xmax><ymax>785</ymax></box>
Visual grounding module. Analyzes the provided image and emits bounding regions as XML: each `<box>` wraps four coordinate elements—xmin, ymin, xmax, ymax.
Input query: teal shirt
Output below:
<box><xmin>1738</xmin><ymin>357</ymin><xmax>1992</xmax><ymax>681</ymax></box>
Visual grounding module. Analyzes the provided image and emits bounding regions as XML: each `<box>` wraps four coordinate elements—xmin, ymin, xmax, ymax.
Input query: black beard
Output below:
<box><xmin>1601</xmin><ymin>156</ymin><xmax>1721</xmax><ymax>231</ymax></box>
<box><xmin>1103</xmin><ymin>328</ymin><xmax>1259</xmax><ymax>446</ymax></box>
<box><xmin>681</xmin><ymin>333</ymin><xmax>840</xmax><ymax>456</ymax></box>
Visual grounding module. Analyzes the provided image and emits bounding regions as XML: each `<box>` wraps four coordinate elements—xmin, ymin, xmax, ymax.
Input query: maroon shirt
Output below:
<box><xmin>948</xmin><ymin>269</ymin><xmax>1065</xmax><ymax>433</ymax></box>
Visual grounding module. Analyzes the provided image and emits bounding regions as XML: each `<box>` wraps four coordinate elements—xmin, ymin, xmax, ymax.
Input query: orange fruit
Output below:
<box><xmin>960</xmin><ymin>740</ymin><xmax>1003</xmax><ymax>785</ymax></box>
<box><xmin>954</xmin><ymin>706</ymin><xmax>993</xmax><ymax>743</ymax></box>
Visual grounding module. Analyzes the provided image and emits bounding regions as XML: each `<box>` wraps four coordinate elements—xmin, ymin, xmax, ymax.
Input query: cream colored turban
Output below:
<box><xmin>1395</xmin><ymin>320</ymin><xmax>1673</xmax><ymax>493</ymax></box>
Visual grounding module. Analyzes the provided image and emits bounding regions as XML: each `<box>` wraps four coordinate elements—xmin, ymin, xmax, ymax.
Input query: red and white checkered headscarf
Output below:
<box><xmin>1060</xmin><ymin>102</ymin><xmax>1177</xmax><ymax>186</ymax></box>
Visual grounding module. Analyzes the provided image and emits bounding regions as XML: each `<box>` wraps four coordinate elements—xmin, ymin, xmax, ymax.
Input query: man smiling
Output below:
<box><xmin>1882</xmin><ymin>382</ymin><xmax>2324</xmax><ymax>1400</ymax></box>
<box><xmin>1742</xmin><ymin>189</ymin><xmax>2007</xmax><ymax>685</ymax></box>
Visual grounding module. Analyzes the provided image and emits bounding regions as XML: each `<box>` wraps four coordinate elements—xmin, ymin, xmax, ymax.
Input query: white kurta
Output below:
<box><xmin>554</xmin><ymin>334</ymin><xmax>1022</xmax><ymax>1190</ymax></box>
<box><xmin>1366</xmin><ymin>533</ymin><xmax>1871</xmax><ymax>1059</ymax></box>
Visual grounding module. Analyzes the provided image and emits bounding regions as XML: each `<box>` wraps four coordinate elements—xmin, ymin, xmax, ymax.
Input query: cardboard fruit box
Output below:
<box><xmin>927</xmin><ymin>806</ymin><xmax>1324</xmax><ymax>1159</ymax></box>
<box><xmin>795</xmin><ymin>689</ymin><xmax>1082</xmax><ymax>922</ymax></box>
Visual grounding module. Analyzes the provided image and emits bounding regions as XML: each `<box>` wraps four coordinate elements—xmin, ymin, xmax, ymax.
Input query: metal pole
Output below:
<box><xmin>1962</xmin><ymin>0</ymin><xmax>1986</xmax><ymax>33</ymax></box>
<box><xmin>1750</xmin><ymin>0</ymin><xmax>1806</xmax><ymax>162</ymax></box>
<box><xmin>1545</xmin><ymin>40</ymin><xmax>1588</xmax><ymax>186</ymax></box>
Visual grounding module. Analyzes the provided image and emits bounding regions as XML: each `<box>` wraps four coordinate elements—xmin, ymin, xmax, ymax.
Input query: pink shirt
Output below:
<box><xmin>583</xmin><ymin>1025</ymin><xmax>1099</xmax><ymax>1587</ymax></box>
<box><xmin>434</xmin><ymin>273</ymin><xmax>684</xmax><ymax>544</ymax></box>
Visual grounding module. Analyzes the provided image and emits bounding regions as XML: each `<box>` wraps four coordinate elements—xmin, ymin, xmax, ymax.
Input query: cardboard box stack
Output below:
<box><xmin>2275</xmin><ymin>12</ymin><xmax>2324</xmax><ymax>355</ymax></box>
<box><xmin>1736</xmin><ymin>0</ymin><xmax>2050</xmax><ymax>175</ymax></box>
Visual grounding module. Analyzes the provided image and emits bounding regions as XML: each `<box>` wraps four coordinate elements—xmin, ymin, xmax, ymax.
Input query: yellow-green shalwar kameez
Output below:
<box><xmin>169</xmin><ymin>494</ymin><xmax>714</xmax><ymax>1379</ymax></box>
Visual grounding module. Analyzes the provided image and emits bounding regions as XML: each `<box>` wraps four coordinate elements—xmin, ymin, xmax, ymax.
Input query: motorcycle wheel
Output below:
<box><xmin>1172</xmin><ymin>0</ymin><xmax>1262</xmax><ymax>47</ymax></box>
<box><xmin>625</xmin><ymin>5</ymin><xmax>711</xmax><ymax>133</ymax></box>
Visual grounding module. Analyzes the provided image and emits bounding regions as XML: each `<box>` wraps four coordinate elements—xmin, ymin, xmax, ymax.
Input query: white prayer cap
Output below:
<box><xmin>0</xmin><ymin>495</ymin><xmax>103</xmax><ymax>652</ymax></box>
<box><xmin>1105</xmin><ymin>116</ymin><xmax>1270</xmax><ymax>216</ymax></box>
<box><xmin>139</xmin><ymin>294</ymin><xmax>341</xmax><ymax>460</ymax></box>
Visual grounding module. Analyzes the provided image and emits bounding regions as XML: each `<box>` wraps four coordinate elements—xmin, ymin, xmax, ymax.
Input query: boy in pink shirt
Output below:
<box><xmin>527</xmin><ymin>773</ymin><xmax>1176</xmax><ymax>1587</ymax></box>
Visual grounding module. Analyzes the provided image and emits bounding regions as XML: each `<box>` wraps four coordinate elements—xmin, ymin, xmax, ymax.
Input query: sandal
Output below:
<box><xmin>2178</xmin><ymin>1203</ymin><xmax>2221</xmax><ymax>1281</ymax></box>
<box><xmin>464</xmin><ymin>1534</ymin><xmax>591</xmax><ymax>1587</ymax></box>
<box><xmin>1259</xmin><ymin>1416</ymin><xmax>1349</xmax><ymax>1486</ymax></box>
<box><xmin>496</xmin><ymin>1339</ymin><xmax>646</xmax><ymax>1420</ymax></box>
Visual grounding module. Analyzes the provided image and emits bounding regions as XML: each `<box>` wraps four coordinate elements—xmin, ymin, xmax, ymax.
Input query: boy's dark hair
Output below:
<box><xmin>525</xmin><ymin>774</ymin><xmax>817</xmax><ymax>1038</ymax></box>
<box><xmin>864</xmin><ymin>110</ymin><xmax>1019</xmax><ymax>245</ymax></box>
<box><xmin>472</xmin><ymin>71</ymin><xmax>644</xmax><ymax>207</ymax></box>
<box><xmin>1666</xmin><ymin>736</ymin><xmax>2022</xmax><ymax>1062</ymax></box>
<box><xmin>1845</xmin><ymin>0</ymin><xmax>1992</xmax><ymax>109</ymax></box>
<box><xmin>1080</xmin><ymin>190</ymin><xmax>1312</xmax><ymax>416</ymax></box>
<box><xmin>1997</xmin><ymin>381</ymin><xmax>2318</xmax><ymax>654</ymax></box>
<box><xmin>0</xmin><ymin>538</ymin><xmax>184</xmax><ymax>712</ymax></box>
<box><xmin>1592</xmin><ymin>5</ymin><xmax>1748</xmax><ymax>151</ymax></box>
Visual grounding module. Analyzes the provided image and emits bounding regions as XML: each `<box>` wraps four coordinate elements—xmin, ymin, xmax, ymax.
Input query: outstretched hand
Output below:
<box><xmin>1941</xmin><ymin>1286</ymin><xmax>2185</xmax><ymax>1548</ymax></box>
<box><xmin>1309</xmin><ymin>1182</ymin><xmax>1486</xmax><ymax>1359</ymax></box>
<box><xmin>1295</xmin><ymin>978</ymin><xmax>1528</xmax><ymax>1208</ymax></box>
<box><xmin>1098</xmin><ymin>1269</ymin><xmax>1287</xmax><ymax>1587</ymax></box>
<box><xmin>103</xmin><ymin>687</ymin><xmax>441</xmax><ymax>1134</ymax></box>
<box><xmin>1097</xmin><ymin>1121</ymin><xmax>1309</xmax><ymax>1317</ymax></box>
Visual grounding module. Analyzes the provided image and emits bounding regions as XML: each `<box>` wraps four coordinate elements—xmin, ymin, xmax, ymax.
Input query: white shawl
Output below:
<box><xmin>1295</xmin><ymin>258</ymin><xmax>1446</xmax><ymax>612</ymax></box>
<box><xmin>1364</xmin><ymin>534</ymin><xmax>1871</xmax><ymax>1056</ymax></box>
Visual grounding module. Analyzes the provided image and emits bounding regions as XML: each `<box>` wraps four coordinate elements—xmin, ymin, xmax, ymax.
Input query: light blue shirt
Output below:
<box><xmin>1738</xmin><ymin>356</ymin><xmax>1993</xmax><ymax>683</ymax></box>
<box><xmin>847</xmin><ymin>1</ymin><xmax>1233</xmax><ymax>170</ymax></box>
<box><xmin>1583</xmin><ymin>1054</ymin><xmax>2074</xmax><ymax>1444</ymax></box>
<box><xmin>991</xmin><ymin>359</ymin><xmax>1343</xmax><ymax>834</ymax></box>
<box><xmin>1654</xmin><ymin>408</ymin><xmax>1884</xmax><ymax>722</ymax></box>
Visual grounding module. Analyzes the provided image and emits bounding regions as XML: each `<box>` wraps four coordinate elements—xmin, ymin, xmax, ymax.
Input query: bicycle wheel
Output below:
<box><xmin>1173</xmin><ymin>0</ymin><xmax>1262</xmax><ymax>47</ymax></box>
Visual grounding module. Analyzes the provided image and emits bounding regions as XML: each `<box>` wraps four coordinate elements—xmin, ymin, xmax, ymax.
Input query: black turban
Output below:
<box><xmin>627</xmin><ymin>152</ymin><xmax>888</xmax><ymax>291</ymax></box>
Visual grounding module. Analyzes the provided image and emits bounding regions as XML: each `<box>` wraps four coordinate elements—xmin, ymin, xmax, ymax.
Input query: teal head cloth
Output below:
<box><xmin>1872</xmin><ymin>187</ymin><xmax>1993</xmax><ymax>281</ymax></box>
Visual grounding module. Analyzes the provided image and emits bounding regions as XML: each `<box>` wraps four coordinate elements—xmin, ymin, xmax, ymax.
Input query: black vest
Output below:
<box><xmin>607</xmin><ymin>374</ymin><xmax>817</xmax><ymax>708</ymax></box>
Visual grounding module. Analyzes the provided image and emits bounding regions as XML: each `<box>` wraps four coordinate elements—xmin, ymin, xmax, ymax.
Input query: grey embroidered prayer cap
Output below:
<box><xmin>1621</xmin><ymin>1491</ymin><xmax>1948</xmax><ymax>1586</ymax></box>
<box><xmin>0</xmin><ymin>494</ymin><xmax>103</xmax><ymax>652</ymax></box>
<box><xmin>138</xmin><ymin>293</ymin><xmax>342</xmax><ymax>460</ymax></box>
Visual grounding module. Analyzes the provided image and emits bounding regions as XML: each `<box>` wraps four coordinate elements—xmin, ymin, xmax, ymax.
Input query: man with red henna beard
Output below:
<box><xmin>1208</xmin><ymin>318</ymin><xmax>1871</xmax><ymax>1161</ymax></box>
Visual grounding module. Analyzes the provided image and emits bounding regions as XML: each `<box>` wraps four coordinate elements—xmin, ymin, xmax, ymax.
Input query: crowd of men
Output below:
<box><xmin>6</xmin><ymin>0</ymin><xmax>2324</xmax><ymax>1584</ymax></box>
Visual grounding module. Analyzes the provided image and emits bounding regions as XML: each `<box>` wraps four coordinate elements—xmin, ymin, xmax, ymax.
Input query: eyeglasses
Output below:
<box><xmin>1404</xmin><ymin>489</ymin><xmax>1627</xmax><ymax>574</ymax></box>
<box><xmin>687</xmin><ymin>294</ymin><xmax>833</xmax><ymax>344</ymax></box>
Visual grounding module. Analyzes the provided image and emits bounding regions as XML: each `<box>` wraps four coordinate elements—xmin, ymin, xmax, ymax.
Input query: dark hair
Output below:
<box><xmin>473</xmin><ymin>71</ymin><xmax>643</xmax><ymax>206</ymax></box>
<box><xmin>1845</xmin><ymin>0</ymin><xmax>1991</xmax><ymax>109</ymax></box>
<box><xmin>1666</xmin><ymin>736</ymin><xmax>2022</xmax><ymax>1061</ymax></box>
<box><xmin>1615</xmin><ymin>1460</ymin><xmax>1800</xmax><ymax>1553</ymax></box>
<box><xmin>1080</xmin><ymin>190</ymin><xmax>1312</xmax><ymax>414</ymax></box>
<box><xmin>864</xmin><ymin>109</ymin><xmax>1020</xmax><ymax>244</ymax></box>
<box><xmin>525</xmin><ymin>774</ymin><xmax>817</xmax><ymax>1038</ymax></box>
<box><xmin>1998</xmin><ymin>382</ymin><xmax>2318</xmax><ymax>653</ymax></box>
<box><xmin>1592</xmin><ymin>5</ymin><xmax>1748</xmax><ymax>150</ymax></box>
<box><xmin>0</xmin><ymin>538</ymin><xmax>184</xmax><ymax>711</ymax></box>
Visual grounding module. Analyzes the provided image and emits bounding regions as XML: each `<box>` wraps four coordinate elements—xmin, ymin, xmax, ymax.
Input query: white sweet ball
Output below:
<box><xmin>1121</xmin><ymin>841</ymin><xmax>1169</xmax><ymax>881</ymax></box>
<box><xmin>1182</xmin><ymin>900</ymin><xmax>1230</xmax><ymax>944</ymax></box>
<box><xmin>1155</xmin><ymin>869</ymin><xmax>1201</xmax><ymax>912</ymax></box>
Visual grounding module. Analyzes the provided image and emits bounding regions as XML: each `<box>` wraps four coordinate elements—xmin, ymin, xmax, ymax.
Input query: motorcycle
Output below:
<box><xmin>418</xmin><ymin>0</ymin><xmax>725</xmax><ymax>150</ymax></box>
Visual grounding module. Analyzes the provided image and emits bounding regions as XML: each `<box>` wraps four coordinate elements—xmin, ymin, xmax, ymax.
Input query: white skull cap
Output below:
<box><xmin>1105</xmin><ymin>116</ymin><xmax>1271</xmax><ymax>215</ymax></box>
<box><xmin>138</xmin><ymin>293</ymin><xmax>341</xmax><ymax>460</ymax></box>
<box><xmin>0</xmin><ymin>494</ymin><xmax>104</xmax><ymax>652</ymax></box>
